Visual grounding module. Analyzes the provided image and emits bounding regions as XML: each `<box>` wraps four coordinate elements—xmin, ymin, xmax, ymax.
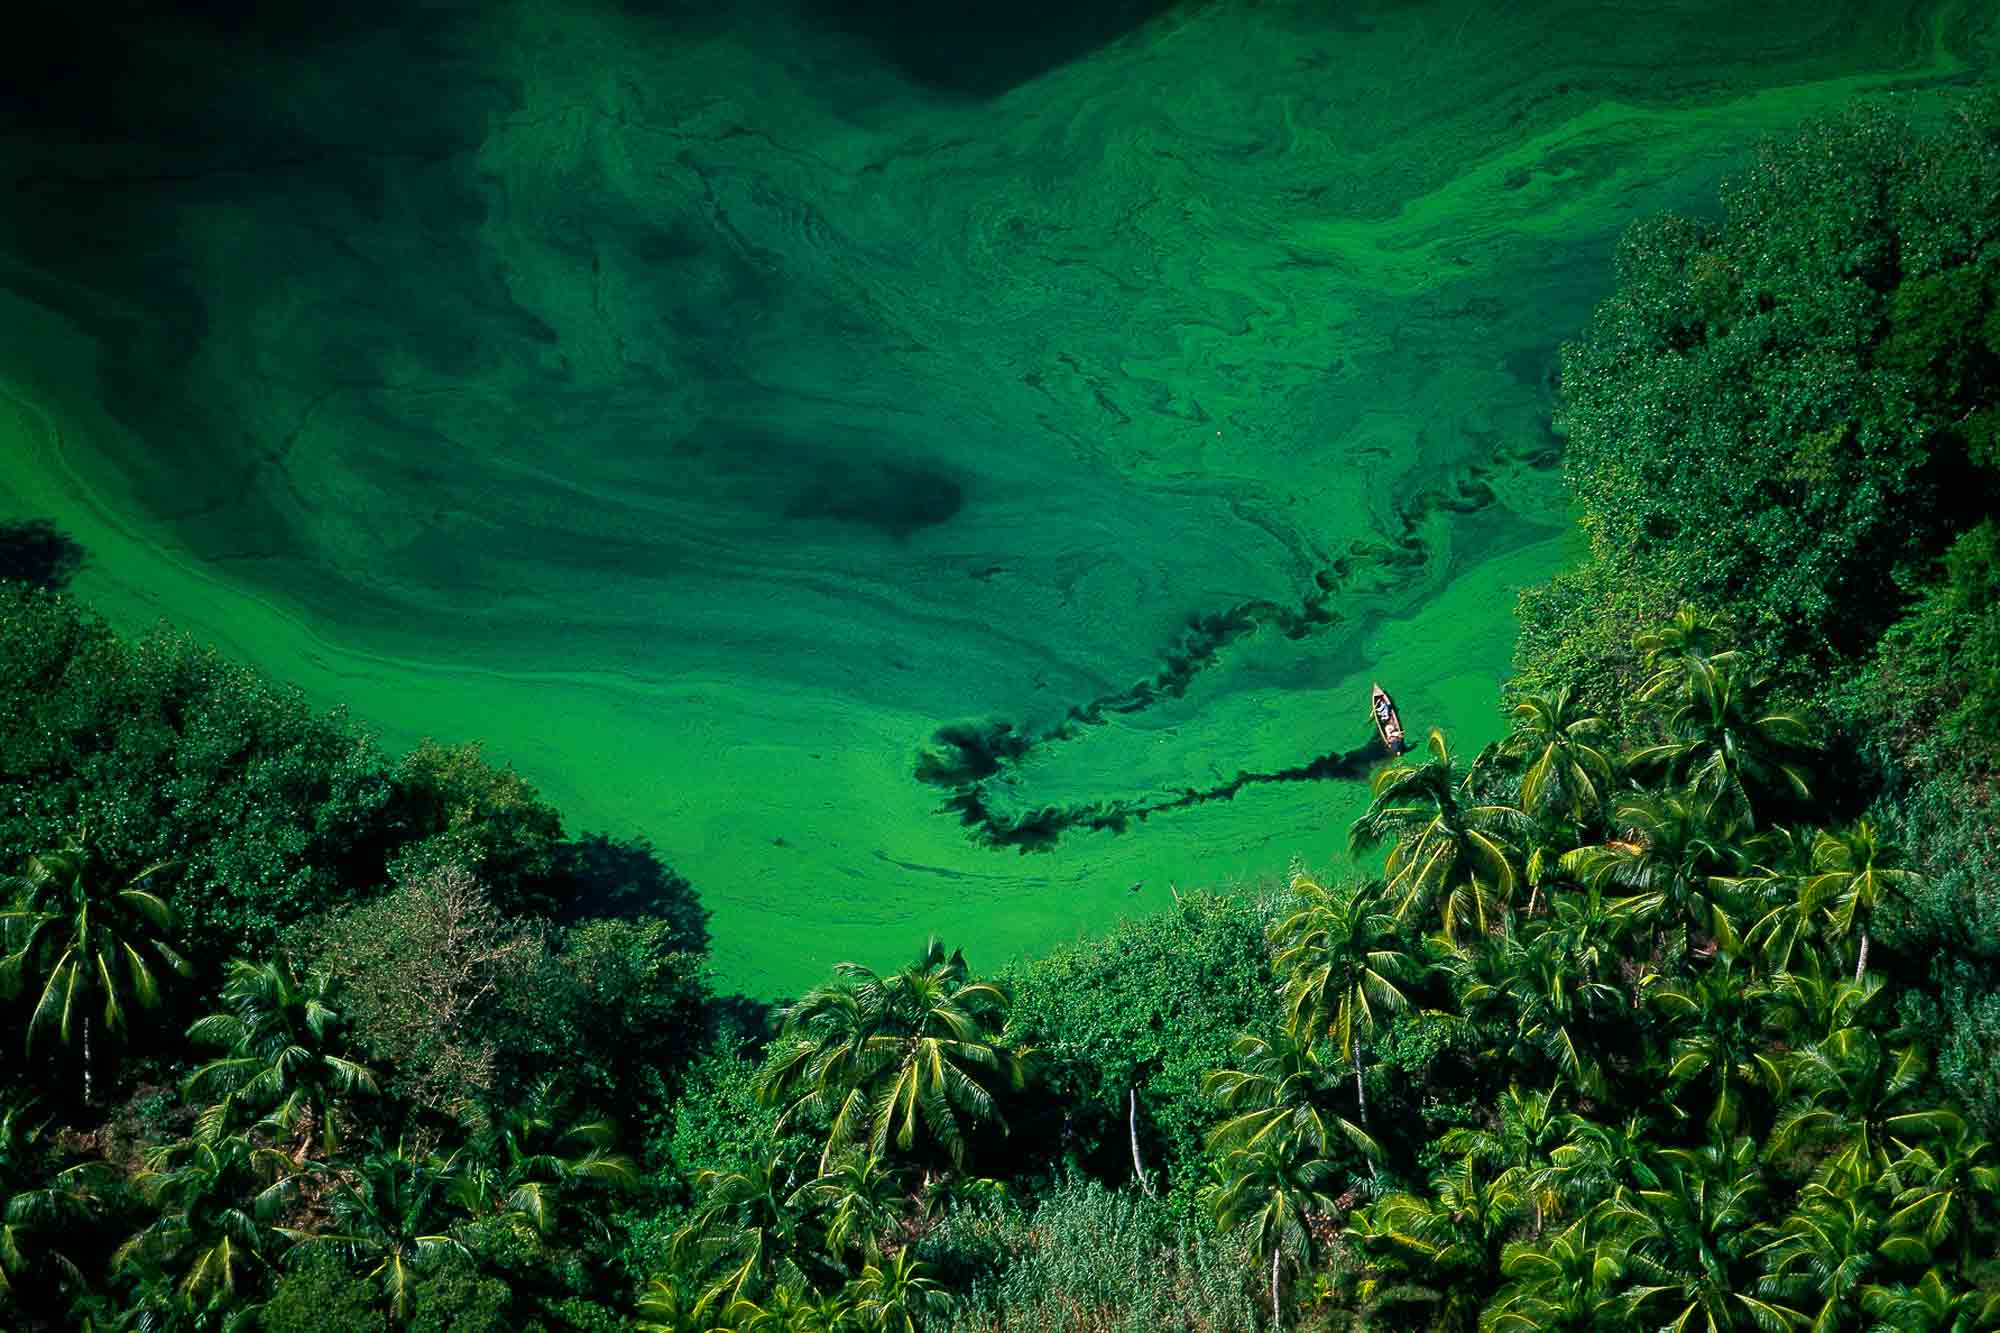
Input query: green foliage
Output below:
<box><xmin>1002</xmin><ymin>891</ymin><xmax>1281</xmax><ymax>1199</ymax></box>
<box><xmin>260</xmin><ymin>1248</ymin><xmax>390</xmax><ymax>1333</ymax></box>
<box><xmin>388</xmin><ymin>740</ymin><xmax>567</xmax><ymax>919</ymax></box>
<box><xmin>404</xmin><ymin>1255</ymin><xmax>522</xmax><ymax>1333</ymax></box>
<box><xmin>1538</xmin><ymin>95</ymin><xmax>2000</xmax><ymax>687</ymax></box>
<box><xmin>1510</xmin><ymin>552</ymin><xmax>1672</xmax><ymax>730</ymax></box>
<box><xmin>620</xmin><ymin>1044</ymin><xmax>795</xmax><ymax>1278</ymax></box>
<box><xmin>662</xmin><ymin>1045</ymin><xmax>788</xmax><ymax>1187</ymax></box>
<box><xmin>758</xmin><ymin>936</ymin><xmax>1024</xmax><ymax>1174</ymax></box>
<box><xmin>0</xmin><ymin>587</ymin><xmax>397</xmax><ymax>962</ymax></box>
<box><xmin>500</xmin><ymin>917</ymin><xmax>710</xmax><ymax>1110</ymax></box>
<box><xmin>1868</xmin><ymin>518</ymin><xmax>2000</xmax><ymax>774</ymax></box>
<box><xmin>0</xmin><ymin>588</ymin><xmax>711</xmax><ymax>977</ymax></box>
<box><xmin>302</xmin><ymin>863</ymin><xmax>546</xmax><ymax>1114</ymax></box>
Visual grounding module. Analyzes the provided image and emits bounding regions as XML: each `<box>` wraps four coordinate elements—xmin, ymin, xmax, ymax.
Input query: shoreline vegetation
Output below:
<box><xmin>5</xmin><ymin>90</ymin><xmax>2000</xmax><ymax>1332</ymax></box>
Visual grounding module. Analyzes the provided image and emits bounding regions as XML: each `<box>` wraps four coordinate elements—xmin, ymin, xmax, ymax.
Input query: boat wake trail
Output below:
<box><xmin>931</xmin><ymin>738</ymin><xmax>1385</xmax><ymax>853</ymax></box>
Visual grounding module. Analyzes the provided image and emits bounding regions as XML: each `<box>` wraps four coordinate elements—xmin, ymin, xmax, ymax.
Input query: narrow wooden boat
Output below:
<box><xmin>1371</xmin><ymin>682</ymin><xmax>1406</xmax><ymax>756</ymax></box>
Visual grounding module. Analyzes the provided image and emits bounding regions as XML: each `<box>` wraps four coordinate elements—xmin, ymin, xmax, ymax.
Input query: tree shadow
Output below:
<box><xmin>707</xmin><ymin>991</ymin><xmax>778</xmax><ymax>1052</ymax></box>
<box><xmin>555</xmin><ymin>831</ymin><xmax>712</xmax><ymax>955</ymax></box>
<box><xmin>0</xmin><ymin>519</ymin><xmax>85</xmax><ymax>590</ymax></box>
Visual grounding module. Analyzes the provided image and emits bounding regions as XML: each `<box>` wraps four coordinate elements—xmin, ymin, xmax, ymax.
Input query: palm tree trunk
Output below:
<box><xmin>1854</xmin><ymin>930</ymin><xmax>1870</xmax><ymax>984</ymax></box>
<box><xmin>1128</xmin><ymin>1089</ymin><xmax>1155</xmax><ymax>1198</ymax></box>
<box><xmin>1355</xmin><ymin>1043</ymin><xmax>1380</xmax><ymax>1183</ymax></box>
<box><xmin>1354</xmin><ymin>1042</ymin><xmax>1368</xmax><ymax>1128</ymax></box>
<box><xmin>1270</xmin><ymin>1247</ymin><xmax>1282</xmax><ymax>1332</ymax></box>
<box><xmin>82</xmin><ymin>1011</ymin><xmax>92</xmax><ymax>1107</ymax></box>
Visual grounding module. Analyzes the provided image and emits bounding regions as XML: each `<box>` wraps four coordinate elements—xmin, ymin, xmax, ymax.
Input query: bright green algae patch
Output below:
<box><xmin>0</xmin><ymin>0</ymin><xmax>1992</xmax><ymax>995</ymax></box>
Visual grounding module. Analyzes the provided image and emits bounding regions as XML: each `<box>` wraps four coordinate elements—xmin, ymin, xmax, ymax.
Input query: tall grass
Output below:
<box><xmin>924</xmin><ymin>1177</ymin><xmax>1263</xmax><ymax>1332</ymax></box>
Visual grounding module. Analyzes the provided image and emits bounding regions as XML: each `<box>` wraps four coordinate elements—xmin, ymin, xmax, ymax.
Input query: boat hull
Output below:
<box><xmin>1371</xmin><ymin>683</ymin><xmax>1406</xmax><ymax>756</ymax></box>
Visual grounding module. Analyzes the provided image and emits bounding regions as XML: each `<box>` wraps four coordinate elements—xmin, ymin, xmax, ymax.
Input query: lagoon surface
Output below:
<box><xmin>0</xmin><ymin>0</ymin><xmax>1991</xmax><ymax>995</ymax></box>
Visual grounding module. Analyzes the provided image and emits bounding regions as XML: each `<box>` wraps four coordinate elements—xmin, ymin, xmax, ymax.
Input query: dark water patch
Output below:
<box><xmin>0</xmin><ymin>519</ymin><xmax>85</xmax><ymax>590</ymax></box>
<box><xmin>0</xmin><ymin>5</ymin><xmax>514</xmax><ymax>576</ymax></box>
<box><xmin>785</xmin><ymin>458</ymin><xmax>964</xmax><ymax>537</ymax></box>
<box><xmin>676</xmin><ymin>425</ymin><xmax>968</xmax><ymax>538</ymax></box>
<box><xmin>799</xmin><ymin>0</ymin><xmax>1180</xmax><ymax>100</ymax></box>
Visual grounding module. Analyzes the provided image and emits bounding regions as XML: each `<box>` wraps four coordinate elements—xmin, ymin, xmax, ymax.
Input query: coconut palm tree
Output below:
<box><xmin>1730</xmin><ymin>825</ymin><xmax>1823</xmax><ymax>973</ymax></box>
<box><xmin>1601</xmin><ymin>1137</ymin><xmax>1800</xmax><ymax>1332</ymax></box>
<box><xmin>1628</xmin><ymin>660</ymin><xmax>1810</xmax><ymax>826</ymax></box>
<box><xmin>1350</xmin><ymin>1152</ymin><xmax>1523</xmax><ymax>1330</ymax></box>
<box><xmin>1266</xmin><ymin>868</ymin><xmax>1414</xmax><ymax>1120</ymax></box>
<box><xmin>1648</xmin><ymin>951</ymin><xmax>1770</xmax><ymax>1136</ymax></box>
<box><xmin>1214</xmin><ymin>1139</ymin><xmax>1343</xmax><ymax>1332</ymax></box>
<box><xmin>1350</xmin><ymin>729</ymin><xmax>1521</xmax><ymax>943</ymax></box>
<box><xmin>286</xmin><ymin>1138</ymin><xmax>469</xmax><ymax>1322</ymax></box>
<box><xmin>1502</xmin><ymin>685</ymin><xmax>1614</xmax><ymax>827</ymax></box>
<box><xmin>1204</xmin><ymin>1029</ymin><xmax>1381</xmax><ymax>1166</ymax></box>
<box><xmin>1769</xmin><ymin>1029</ymin><xmax>1955</xmax><ymax>1189</ymax></box>
<box><xmin>1882</xmin><ymin>1124</ymin><xmax>2000</xmax><ymax>1272</ymax></box>
<box><xmin>1440</xmin><ymin>1085</ymin><xmax>1566</xmax><ymax>1234</ymax></box>
<box><xmin>115</xmin><ymin>1132</ymin><xmax>297</xmax><ymax>1320</ymax></box>
<box><xmin>1483</xmin><ymin>1211</ymin><xmax>1628</xmax><ymax>1333</ymax></box>
<box><xmin>849</xmin><ymin>1250</ymin><xmax>945</xmax><ymax>1333</ymax></box>
<box><xmin>0</xmin><ymin>831</ymin><xmax>190</xmax><ymax>1103</ymax></box>
<box><xmin>670</xmin><ymin>1151</ymin><xmax>831</xmax><ymax>1319</ymax></box>
<box><xmin>183</xmin><ymin>957</ymin><xmax>378</xmax><ymax>1156</ymax></box>
<box><xmin>1</xmin><ymin>1100</ymin><xmax>108</xmax><ymax>1308</ymax></box>
<box><xmin>747</xmin><ymin>1284</ymin><xmax>863</xmax><ymax>1333</ymax></box>
<box><xmin>1758</xmin><ymin>951</ymin><xmax>1886</xmax><ymax>1050</ymax></box>
<box><xmin>1752</xmin><ymin>1179</ymin><xmax>1904</xmax><ymax>1330</ymax></box>
<box><xmin>1560</xmin><ymin>787</ymin><xmax>1744</xmax><ymax>963</ymax></box>
<box><xmin>1860</xmin><ymin>1268</ymin><xmax>2000</xmax><ymax>1332</ymax></box>
<box><xmin>1545</xmin><ymin>1112</ymin><xmax>1660</xmax><ymax>1216</ymax></box>
<box><xmin>452</xmin><ymin>1077</ymin><xmax>636</xmax><ymax>1246</ymax></box>
<box><xmin>793</xmin><ymin>1151</ymin><xmax>907</xmax><ymax>1264</ymax></box>
<box><xmin>758</xmin><ymin>937</ymin><xmax>1025</xmax><ymax>1173</ymax></box>
<box><xmin>1806</xmin><ymin>821</ymin><xmax>1923</xmax><ymax>983</ymax></box>
<box><xmin>1444</xmin><ymin>926</ymin><xmax>1614</xmax><ymax>1098</ymax></box>
<box><xmin>1634</xmin><ymin>603</ymin><xmax>1741</xmax><ymax>704</ymax></box>
<box><xmin>635</xmin><ymin>1274</ymin><xmax>737</xmax><ymax>1333</ymax></box>
<box><xmin>1529</xmin><ymin>882</ymin><xmax>1641</xmax><ymax>986</ymax></box>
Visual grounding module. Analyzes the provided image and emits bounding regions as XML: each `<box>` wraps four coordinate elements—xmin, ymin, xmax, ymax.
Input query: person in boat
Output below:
<box><xmin>1375</xmin><ymin>694</ymin><xmax>1393</xmax><ymax>723</ymax></box>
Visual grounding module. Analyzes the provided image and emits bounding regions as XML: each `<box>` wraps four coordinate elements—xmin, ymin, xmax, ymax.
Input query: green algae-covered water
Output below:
<box><xmin>0</xmin><ymin>1</ymin><xmax>1992</xmax><ymax>995</ymax></box>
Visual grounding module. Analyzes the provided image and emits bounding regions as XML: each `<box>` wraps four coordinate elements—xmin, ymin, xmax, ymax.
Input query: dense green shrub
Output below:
<box><xmin>388</xmin><ymin>738</ymin><xmax>568</xmax><ymax>918</ymax></box>
<box><xmin>405</xmin><ymin>1256</ymin><xmax>528</xmax><ymax>1333</ymax></box>
<box><xmin>0</xmin><ymin>587</ymin><xmax>398</xmax><ymax>961</ymax></box>
<box><xmin>1865</xmin><ymin>519</ymin><xmax>2000</xmax><ymax>775</ymax></box>
<box><xmin>617</xmin><ymin>1042</ymin><xmax>792</xmax><ymax>1276</ymax></box>
<box><xmin>260</xmin><ymin>1250</ymin><xmax>392</xmax><ymax>1333</ymax></box>
<box><xmin>1541</xmin><ymin>94</ymin><xmax>2000</xmax><ymax>687</ymax></box>
<box><xmin>1509</xmin><ymin>552</ymin><xmax>1675</xmax><ymax>732</ymax></box>
<box><xmin>1002</xmin><ymin>890</ymin><xmax>1283</xmax><ymax>1203</ymax></box>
